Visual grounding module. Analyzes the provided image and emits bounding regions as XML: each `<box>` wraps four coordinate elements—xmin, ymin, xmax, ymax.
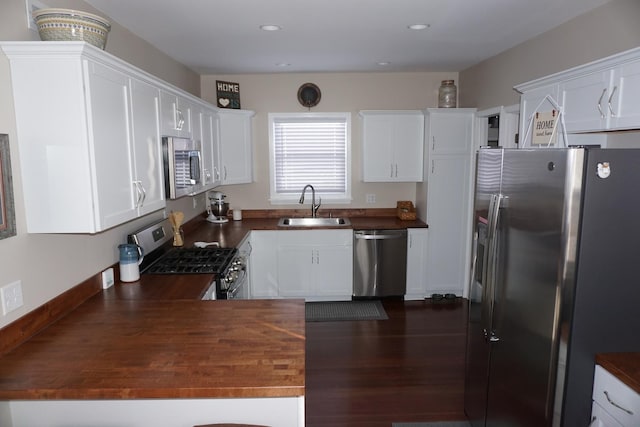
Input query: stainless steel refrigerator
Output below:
<box><xmin>464</xmin><ymin>147</ymin><xmax>640</xmax><ymax>427</ymax></box>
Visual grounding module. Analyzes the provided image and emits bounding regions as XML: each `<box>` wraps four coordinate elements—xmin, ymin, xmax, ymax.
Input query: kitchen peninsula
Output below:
<box><xmin>0</xmin><ymin>210</ymin><xmax>425</xmax><ymax>427</ymax></box>
<box><xmin>0</xmin><ymin>292</ymin><xmax>305</xmax><ymax>426</ymax></box>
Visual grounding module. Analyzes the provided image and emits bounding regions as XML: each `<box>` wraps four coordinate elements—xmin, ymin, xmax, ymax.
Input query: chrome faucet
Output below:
<box><xmin>299</xmin><ymin>184</ymin><xmax>321</xmax><ymax>217</ymax></box>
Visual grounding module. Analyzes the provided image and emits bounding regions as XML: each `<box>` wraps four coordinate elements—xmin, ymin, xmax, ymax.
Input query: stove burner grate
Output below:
<box><xmin>143</xmin><ymin>247</ymin><xmax>237</xmax><ymax>275</ymax></box>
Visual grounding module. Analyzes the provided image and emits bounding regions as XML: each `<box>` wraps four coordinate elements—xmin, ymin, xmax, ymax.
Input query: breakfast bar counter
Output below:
<box><xmin>0</xmin><ymin>298</ymin><xmax>305</xmax><ymax>400</ymax></box>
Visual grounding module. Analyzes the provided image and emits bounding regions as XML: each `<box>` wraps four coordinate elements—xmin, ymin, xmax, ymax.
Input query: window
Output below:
<box><xmin>269</xmin><ymin>112</ymin><xmax>351</xmax><ymax>204</ymax></box>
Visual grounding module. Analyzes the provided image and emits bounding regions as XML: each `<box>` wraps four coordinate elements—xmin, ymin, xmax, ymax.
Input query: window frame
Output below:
<box><xmin>268</xmin><ymin>112</ymin><xmax>352</xmax><ymax>205</ymax></box>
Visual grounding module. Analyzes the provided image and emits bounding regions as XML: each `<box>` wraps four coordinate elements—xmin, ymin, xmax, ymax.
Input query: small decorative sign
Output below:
<box><xmin>216</xmin><ymin>80</ymin><xmax>241</xmax><ymax>109</ymax></box>
<box><xmin>532</xmin><ymin>110</ymin><xmax>558</xmax><ymax>146</ymax></box>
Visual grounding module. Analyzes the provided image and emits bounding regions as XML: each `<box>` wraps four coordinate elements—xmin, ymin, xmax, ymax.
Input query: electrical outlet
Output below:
<box><xmin>101</xmin><ymin>268</ymin><xmax>115</xmax><ymax>289</ymax></box>
<box><xmin>366</xmin><ymin>193</ymin><xmax>376</xmax><ymax>204</ymax></box>
<box><xmin>1</xmin><ymin>281</ymin><xmax>24</xmax><ymax>315</ymax></box>
<box><xmin>25</xmin><ymin>0</ymin><xmax>50</xmax><ymax>31</ymax></box>
<box><xmin>192</xmin><ymin>196</ymin><xmax>198</xmax><ymax>210</ymax></box>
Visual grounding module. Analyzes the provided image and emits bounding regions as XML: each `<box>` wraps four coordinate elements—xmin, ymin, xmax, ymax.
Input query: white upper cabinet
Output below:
<box><xmin>1</xmin><ymin>42</ymin><xmax>167</xmax><ymax>233</ymax></box>
<box><xmin>86</xmin><ymin>61</ymin><xmax>139</xmax><ymax>229</ymax></box>
<box><xmin>426</xmin><ymin>108</ymin><xmax>475</xmax><ymax>155</ymax></box>
<box><xmin>609</xmin><ymin>60</ymin><xmax>640</xmax><ymax>130</ymax></box>
<box><xmin>218</xmin><ymin>109</ymin><xmax>254</xmax><ymax>185</ymax></box>
<box><xmin>2</xmin><ymin>41</ymin><xmax>255</xmax><ymax>232</ymax></box>
<box><xmin>200</xmin><ymin>108</ymin><xmax>222</xmax><ymax>190</ymax></box>
<box><xmin>561</xmin><ymin>60</ymin><xmax>640</xmax><ymax>133</ymax></box>
<box><xmin>560</xmin><ymin>70</ymin><xmax>612</xmax><ymax>132</ymax></box>
<box><xmin>159</xmin><ymin>90</ymin><xmax>192</xmax><ymax>138</ymax></box>
<box><xmin>128</xmin><ymin>78</ymin><xmax>165</xmax><ymax>216</ymax></box>
<box><xmin>360</xmin><ymin>110</ymin><xmax>424</xmax><ymax>182</ymax></box>
<box><xmin>517</xmin><ymin>46</ymin><xmax>640</xmax><ymax>136</ymax></box>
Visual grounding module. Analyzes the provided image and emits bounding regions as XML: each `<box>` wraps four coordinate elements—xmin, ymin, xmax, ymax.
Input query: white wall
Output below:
<box><xmin>201</xmin><ymin>72</ymin><xmax>457</xmax><ymax>211</ymax></box>
<box><xmin>0</xmin><ymin>0</ymin><xmax>201</xmax><ymax>329</ymax></box>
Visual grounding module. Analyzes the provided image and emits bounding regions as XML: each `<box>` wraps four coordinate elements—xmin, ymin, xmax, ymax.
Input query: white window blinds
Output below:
<box><xmin>272</xmin><ymin>115</ymin><xmax>348</xmax><ymax>195</ymax></box>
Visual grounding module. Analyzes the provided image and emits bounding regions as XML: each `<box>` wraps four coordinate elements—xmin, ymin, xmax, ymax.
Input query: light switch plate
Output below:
<box><xmin>101</xmin><ymin>268</ymin><xmax>115</xmax><ymax>289</ymax></box>
<box><xmin>1</xmin><ymin>280</ymin><xmax>24</xmax><ymax>315</ymax></box>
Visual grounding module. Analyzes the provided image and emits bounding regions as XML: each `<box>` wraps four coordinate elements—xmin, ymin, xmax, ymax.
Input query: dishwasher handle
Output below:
<box><xmin>354</xmin><ymin>230</ymin><xmax>406</xmax><ymax>240</ymax></box>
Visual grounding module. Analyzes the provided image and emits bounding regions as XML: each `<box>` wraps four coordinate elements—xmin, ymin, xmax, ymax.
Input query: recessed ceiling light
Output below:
<box><xmin>408</xmin><ymin>24</ymin><xmax>430</xmax><ymax>30</ymax></box>
<box><xmin>377</xmin><ymin>61</ymin><xmax>391</xmax><ymax>66</ymax></box>
<box><xmin>276</xmin><ymin>62</ymin><xmax>291</xmax><ymax>67</ymax></box>
<box><xmin>260</xmin><ymin>24</ymin><xmax>282</xmax><ymax>31</ymax></box>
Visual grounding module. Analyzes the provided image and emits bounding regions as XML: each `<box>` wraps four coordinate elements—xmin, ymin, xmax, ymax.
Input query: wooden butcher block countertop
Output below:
<box><xmin>0</xmin><ymin>208</ymin><xmax>423</xmax><ymax>402</ymax></box>
<box><xmin>0</xmin><ymin>298</ymin><xmax>305</xmax><ymax>400</ymax></box>
<box><xmin>596</xmin><ymin>352</ymin><xmax>640</xmax><ymax>394</ymax></box>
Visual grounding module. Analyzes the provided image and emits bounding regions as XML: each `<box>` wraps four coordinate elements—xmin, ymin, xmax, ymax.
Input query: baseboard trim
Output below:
<box><xmin>0</xmin><ymin>267</ymin><xmax>112</xmax><ymax>355</ymax></box>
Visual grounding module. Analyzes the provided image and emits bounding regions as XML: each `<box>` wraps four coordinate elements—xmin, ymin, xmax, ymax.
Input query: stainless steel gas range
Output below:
<box><xmin>127</xmin><ymin>218</ymin><xmax>247</xmax><ymax>300</ymax></box>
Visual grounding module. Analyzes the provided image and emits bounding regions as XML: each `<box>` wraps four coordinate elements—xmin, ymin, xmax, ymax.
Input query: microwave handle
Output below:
<box><xmin>189</xmin><ymin>151</ymin><xmax>202</xmax><ymax>184</ymax></box>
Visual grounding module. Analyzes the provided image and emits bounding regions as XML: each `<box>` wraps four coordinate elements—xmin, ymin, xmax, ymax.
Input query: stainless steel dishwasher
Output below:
<box><xmin>353</xmin><ymin>229</ymin><xmax>407</xmax><ymax>298</ymax></box>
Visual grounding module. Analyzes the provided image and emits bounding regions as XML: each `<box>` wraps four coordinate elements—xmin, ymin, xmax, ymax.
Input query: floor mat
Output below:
<box><xmin>392</xmin><ymin>422</ymin><xmax>471</xmax><ymax>427</ymax></box>
<box><xmin>305</xmin><ymin>300</ymin><xmax>388</xmax><ymax>321</ymax></box>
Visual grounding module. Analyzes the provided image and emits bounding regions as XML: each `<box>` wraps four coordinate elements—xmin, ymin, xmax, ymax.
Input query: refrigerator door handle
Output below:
<box><xmin>484</xmin><ymin>193</ymin><xmax>505</xmax><ymax>342</ymax></box>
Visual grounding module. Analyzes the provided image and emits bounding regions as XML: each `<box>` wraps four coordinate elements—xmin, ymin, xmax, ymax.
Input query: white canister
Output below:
<box><xmin>233</xmin><ymin>209</ymin><xmax>242</xmax><ymax>221</ymax></box>
<box><xmin>118</xmin><ymin>243</ymin><xmax>144</xmax><ymax>282</ymax></box>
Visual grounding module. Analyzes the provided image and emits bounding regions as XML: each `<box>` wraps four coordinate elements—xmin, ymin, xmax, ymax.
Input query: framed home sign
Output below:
<box><xmin>0</xmin><ymin>134</ymin><xmax>16</xmax><ymax>239</ymax></box>
<box><xmin>216</xmin><ymin>80</ymin><xmax>241</xmax><ymax>109</ymax></box>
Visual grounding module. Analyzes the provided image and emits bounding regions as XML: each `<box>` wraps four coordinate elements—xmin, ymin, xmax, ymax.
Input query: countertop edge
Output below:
<box><xmin>596</xmin><ymin>352</ymin><xmax>640</xmax><ymax>394</ymax></box>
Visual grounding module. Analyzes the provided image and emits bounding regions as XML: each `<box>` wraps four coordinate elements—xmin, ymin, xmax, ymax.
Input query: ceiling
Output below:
<box><xmin>85</xmin><ymin>0</ymin><xmax>612</xmax><ymax>75</ymax></box>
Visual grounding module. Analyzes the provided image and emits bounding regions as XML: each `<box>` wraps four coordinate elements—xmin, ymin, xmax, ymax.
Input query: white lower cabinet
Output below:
<box><xmin>592</xmin><ymin>401</ymin><xmax>624</xmax><ymax>427</ymax></box>
<box><xmin>8</xmin><ymin>397</ymin><xmax>304</xmax><ymax>427</ymax></box>
<box><xmin>277</xmin><ymin>230</ymin><xmax>352</xmax><ymax>300</ymax></box>
<box><xmin>405</xmin><ymin>228</ymin><xmax>428</xmax><ymax>300</ymax></box>
<box><xmin>592</xmin><ymin>365</ymin><xmax>640</xmax><ymax>427</ymax></box>
<box><xmin>250</xmin><ymin>230</ymin><xmax>353</xmax><ymax>301</ymax></box>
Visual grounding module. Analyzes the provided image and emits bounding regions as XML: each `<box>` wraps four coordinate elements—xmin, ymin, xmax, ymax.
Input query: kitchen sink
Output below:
<box><xmin>277</xmin><ymin>217</ymin><xmax>351</xmax><ymax>227</ymax></box>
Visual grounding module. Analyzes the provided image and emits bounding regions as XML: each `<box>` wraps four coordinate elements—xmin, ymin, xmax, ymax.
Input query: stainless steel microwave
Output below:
<box><xmin>162</xmin><ymin>136</ymin><xmax>202</xmax><ymax>199</ymax></box>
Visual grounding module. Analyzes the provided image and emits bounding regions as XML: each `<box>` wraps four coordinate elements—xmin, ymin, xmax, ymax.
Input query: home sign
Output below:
<box><xmin>216</xmin><ymin>80</ymin><xmax>241</xmax><ymax>109</ymax></box>
<box><xmin>532</xmin><ymin>110</ymin><xmax>558</xmax><ymax>146</ymax></box>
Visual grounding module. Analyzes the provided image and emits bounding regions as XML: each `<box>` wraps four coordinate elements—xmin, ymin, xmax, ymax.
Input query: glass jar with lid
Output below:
<box><xmin>438</xmin><ymin>80</ymin><xmax>457</xmax><ymax>108</ymax></box>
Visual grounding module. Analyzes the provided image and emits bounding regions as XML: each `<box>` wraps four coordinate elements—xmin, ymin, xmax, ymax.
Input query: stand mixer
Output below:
<box><xmin>206</xmin><ymin>191</ymin><xmax>229</xmax><ymax>223</ymax></box>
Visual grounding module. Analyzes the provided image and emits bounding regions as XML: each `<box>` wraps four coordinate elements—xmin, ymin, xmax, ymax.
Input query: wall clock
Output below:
<box><xmin>297</xmin><ymin>83</ymin><xmax>321</xmax><ymax>108</ymax></box>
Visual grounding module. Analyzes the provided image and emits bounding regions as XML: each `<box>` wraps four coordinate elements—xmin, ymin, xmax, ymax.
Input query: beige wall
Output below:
<box><xmin>459</xmin><ymin>0</ymin><xmax>640</xmax><ymax>110</ymax></box>
<box><xmin>201</xmin><ymin>72</ymin><xmax>457</xmax><ymax>211</ymax></box>
<box><xmin>0</xmin><ymin>0</ymin><xmax>201</xmax><ymax>328</ymax></box>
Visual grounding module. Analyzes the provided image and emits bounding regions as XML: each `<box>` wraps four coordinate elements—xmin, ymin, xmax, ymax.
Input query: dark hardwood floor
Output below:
<box><xmin>305</xmin><ymin>298</ymin><xmax>469</xmax><ymax>427</ymax></box>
